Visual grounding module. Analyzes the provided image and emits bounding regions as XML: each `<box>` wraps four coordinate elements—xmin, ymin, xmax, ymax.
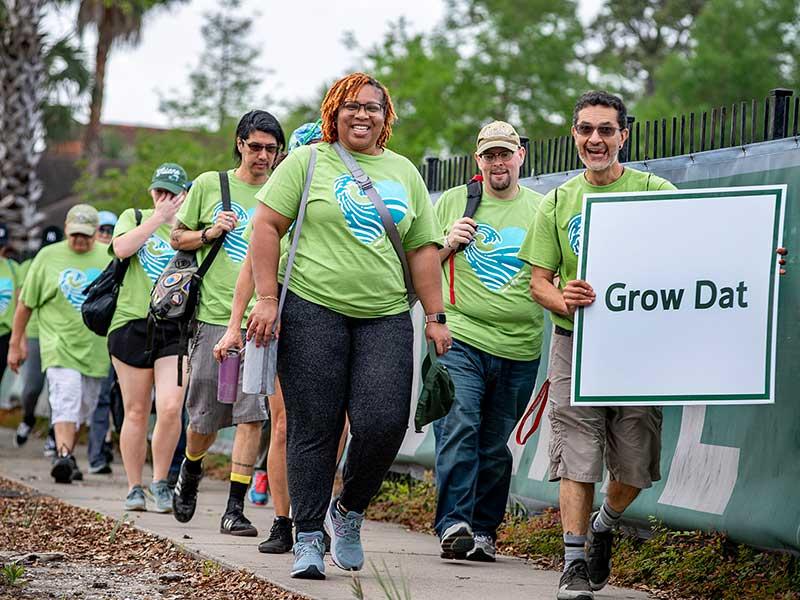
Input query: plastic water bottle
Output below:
<box><xmin>217</xmin><ymin>349</ymin><xmax>241</xmax><ymax>404</ymax></box>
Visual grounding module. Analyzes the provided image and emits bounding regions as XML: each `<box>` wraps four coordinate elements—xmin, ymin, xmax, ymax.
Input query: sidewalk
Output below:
<box><xmin>0</xmin><ymin>428</ymin><xmax>649</xmax><ymax>600</ymax></box>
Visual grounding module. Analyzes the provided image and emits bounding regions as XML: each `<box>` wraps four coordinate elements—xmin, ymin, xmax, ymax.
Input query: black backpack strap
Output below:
<box><xmin>646</xmin><ymin>172</ymin><xmax>652</xmax><ymax>191</ymax></box>
<box><xmin>195</xmin><ymin>171</ymin><xmax>230</xmax><ymax>279</ymax></box>
<box><xmin>113</xmin><ymin>208</ymin><xmax>145</xmax><ymax>284</ymax></box>
<box><xmin>463</xmin><ymin>177</ymin><xmax>483</xmax><ymax>219</ymax></box>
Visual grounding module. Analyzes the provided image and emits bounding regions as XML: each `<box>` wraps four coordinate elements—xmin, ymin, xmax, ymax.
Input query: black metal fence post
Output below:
<box><xmin>768</xmin><ymin>88</ymin><xmax>793</xmax><ymax>140</ymax></box>
<box><xmin>519</xmin><ymin>136</ymin><xmax>530</xmax><ymax>178</ymax></box>
<box><xmin>619</xmin><ymin>115</ymin><xmax>636</xmax><ymax>163</ymax></box>
<box><xmin>424</xmin><ymin>156</ymin><xmax>440</xmax><ymax>192</ymax></box>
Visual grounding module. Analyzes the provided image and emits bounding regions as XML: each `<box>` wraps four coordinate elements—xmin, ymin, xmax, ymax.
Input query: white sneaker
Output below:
<box><xmin>14</xmin><ymin>422</ymin><xmax>32</xmax><ymax>447</ymax></box>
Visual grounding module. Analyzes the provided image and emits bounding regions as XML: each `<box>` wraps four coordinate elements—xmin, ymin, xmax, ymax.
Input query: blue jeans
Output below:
<box><xmin>433</xmin><ymin>339</ymin><xmax>540</xmax><ymax>539</ymax></box>
<box><xmin>88</xmin><ymin>366</ymin><xmax>115</xmax><ymax>468</ymax></box>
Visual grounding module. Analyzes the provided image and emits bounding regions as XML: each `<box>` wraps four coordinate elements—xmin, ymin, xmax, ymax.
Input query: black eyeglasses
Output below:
<box><xmin>242</xmin><ymin>141</ymin><xmax>279</xmax><ymax>154</ymax></box>
<box><xmin>575</xmin><ymin>123</ymin><xmax>622</xmax><ymax>138</ymax></box>
<box><xmin>98</xmin><ymin>225</ymin><xmax>114</xmax><ymax>234</ymax></box>
<box><xmin>340</xmin><ymin>101</ymin><xmax>384</xmax><ymax>115</ymax></box>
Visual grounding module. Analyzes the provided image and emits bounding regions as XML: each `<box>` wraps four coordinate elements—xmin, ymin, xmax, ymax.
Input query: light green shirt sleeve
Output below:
<box><xmin>256</xmin><ymin>147</ymin><xmax>309</xmax><ymax>221</ymax></box>
<box><xmin>176</xmin><ymin>171</ymin><xmax>213</xmax><ymax>230</ymax></box>
<box><xmin>518</xmin><ymin>190</ymin><xmax>560</xmax><ymax>271</ymax></box>
<box><xmin>401</xmin><ymin>168</ymin><xmax>442</xmax><ymax>251</ymax></box>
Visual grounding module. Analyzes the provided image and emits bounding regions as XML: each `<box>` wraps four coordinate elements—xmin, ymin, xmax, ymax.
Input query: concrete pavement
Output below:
<box><xmin>0</xmin><ymin>428</ymin><xmax>650</xmax><ymax>600</ymax></box>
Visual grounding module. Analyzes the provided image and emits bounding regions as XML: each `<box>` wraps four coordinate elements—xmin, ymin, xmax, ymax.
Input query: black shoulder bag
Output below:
<box><xmin>81</xmin><ymin>209</ymin><xmax>142</xmax><ymax>336</ymax></box>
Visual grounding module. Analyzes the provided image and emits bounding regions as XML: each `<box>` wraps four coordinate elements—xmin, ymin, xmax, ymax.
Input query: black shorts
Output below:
<box><xmin>108</xmin><ymin>318</ymin><xmax>183</xmax><ymax>368</ymax></box>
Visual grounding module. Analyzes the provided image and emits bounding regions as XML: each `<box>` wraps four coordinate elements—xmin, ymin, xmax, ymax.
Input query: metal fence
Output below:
<box><xmin>420</xmin><ymin>87</ymin><xmax>799</xmax><ymax>192</ymax></box>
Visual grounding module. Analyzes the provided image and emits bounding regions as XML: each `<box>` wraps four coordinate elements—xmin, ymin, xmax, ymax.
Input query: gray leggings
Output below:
<box><xmin>21</xmin><ymin>337</ymin><xmax>45</xmax><ymax>427</ymax></box>
<box><xmin>278</xmin><ymin>291</ymin><xmax>413</xmax><ymax>533</ymax></box>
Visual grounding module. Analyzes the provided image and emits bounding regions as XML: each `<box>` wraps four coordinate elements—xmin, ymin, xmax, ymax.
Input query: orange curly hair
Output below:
<box><xmin>320</xmin><ymin>72</ymin><xmax>396</xmax><ymax>149</ymax></box>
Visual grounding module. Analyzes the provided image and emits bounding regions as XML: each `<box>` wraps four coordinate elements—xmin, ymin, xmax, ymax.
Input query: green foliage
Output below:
<box><xmin>42</xmin><ymin>33</ymin><xmax>91</xmax><ymax>143</ymax></box>
<box><xmin>75</xmin><ymin>129</ymin><xmax>229</xmax><ymax>213</ymax></box>
<box><xmin>0</xmin><ymin>563</ymin><xmax>25</xmax><ymax>586</ymax></box>
<box><xmin>158</xmin><ymin>0</ymin><xmax>264</xmax><ymax>131</ymax></box>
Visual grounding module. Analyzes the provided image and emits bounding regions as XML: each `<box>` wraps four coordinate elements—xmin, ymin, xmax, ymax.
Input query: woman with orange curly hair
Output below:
<box><xmin>247</xmin><ymin>72</ymin><xmax>451</xmax><ymax>580</ymax></box>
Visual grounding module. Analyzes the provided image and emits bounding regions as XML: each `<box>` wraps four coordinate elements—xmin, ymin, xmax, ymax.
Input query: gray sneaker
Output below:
<box><xmin>149</xmin><ymin>480</ymin><xmax>173</xmax><ymax>513</ymax></box>
<box><xmin>324</xmin><ymin>498</ymin><xmax>364</xmax><ymax>571</ymax></box>
<box><xmin>125</xmin><ymin>485</ymin><xmax>147</xmax><ymax>511</ymax></box>
<box><xmin>466</xmin><ymin>533</ymin><xmax>496</xmax><ymax>562</ymax></box>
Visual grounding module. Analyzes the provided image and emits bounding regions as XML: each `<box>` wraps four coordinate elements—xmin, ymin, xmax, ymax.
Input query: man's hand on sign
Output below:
<box><xmin>563</xmin><ymin>279</ymin><xmax>596</xmax><ymax>315</ymax></box>
<box><xmin>777</xmin><ymin>247</ymin><xmax>788</xmax><ymax>275</ymax></box>
<box><xmin>445</xmin><ymin>217</ymin><xmax>477</xmax><ymax>249</ymax></box>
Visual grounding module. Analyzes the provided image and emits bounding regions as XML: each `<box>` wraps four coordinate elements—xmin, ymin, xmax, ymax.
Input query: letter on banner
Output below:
<box><xmin>658</xmin><ymin>406</ymin><xmax>740</xmax><ymax>515</ymax></box>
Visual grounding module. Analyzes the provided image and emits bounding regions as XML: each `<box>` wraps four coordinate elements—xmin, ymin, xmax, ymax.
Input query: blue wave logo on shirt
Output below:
<box><xmin>464</xmin><ymin>225</ymin><xmax>526</xmax><ymax>292</ymax></box>
<box><xmin>567</xmin><ymin>214</ymin><xmax>582</xmax><ymax>256</ymax></box>
<box><xmin>0</xmin><ymin>278</ymin><xmax>13</xmax><ymax>314</ymax></box>
<box><xmin>138</xmin><ymin>235</ymin><xmax>176</xmax><ymax>283</ymax></box>
<box><xmin>59</xmin><ymin>267</ymin><xmax>102</xmax><ymax>311</ymax></box>
<box><xmin>212</xmin><ymin>201</ymin><xmax>251</xmax><ymax>263</ymax></box>
<box><xmin>333</xmin><ymin>175</ymin><xmax>409</xmax><ymax>244</ymax></box>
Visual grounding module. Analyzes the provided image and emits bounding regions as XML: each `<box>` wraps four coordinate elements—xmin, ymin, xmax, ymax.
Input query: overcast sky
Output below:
<box><xmin>45</xmin><ymin>0</ymin><xmax>602</xmax><ymax>128</ymax></box>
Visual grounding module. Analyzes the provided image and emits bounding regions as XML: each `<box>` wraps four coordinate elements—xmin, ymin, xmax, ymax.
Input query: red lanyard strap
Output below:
<box><xmin>515</xmin><ymin>379</ymin><xmax>550</xmax><ymax>445</ymax></box>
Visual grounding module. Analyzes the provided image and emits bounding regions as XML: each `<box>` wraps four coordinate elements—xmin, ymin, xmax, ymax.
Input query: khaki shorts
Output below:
<box><xmin>547</xmin><ymin>328</ymin><xmax>662</xmax><ymax>489</ymax></box>
<box><xmin>185</xmin><ymin>321</ymin><xmax>268</xmax><ymax>435</ymax></box>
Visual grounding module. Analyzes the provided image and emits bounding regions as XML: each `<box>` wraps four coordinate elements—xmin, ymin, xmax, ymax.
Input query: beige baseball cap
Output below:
<box><xmin>476</xmin><ymin>120</ymin><xmax>521</xmax><ymax>155</ymax></box>
<box><xmin>65</xmin><ymin>204</ymin><xmax>99</xmax><ymax>236</ymax></box>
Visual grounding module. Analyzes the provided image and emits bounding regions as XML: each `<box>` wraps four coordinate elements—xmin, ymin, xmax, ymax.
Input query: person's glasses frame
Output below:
<box><xmin>242</xmin><ymin>140</ymin><xmax>280</xmax><ymax>154</ymax></box>
<box><xmin>98</xmin><ymin>225</ymin><xmax>115</xmax><ymax>234</ymax></box>
<box><xmin>340</xmin><ymin>101</ymin><xmax>385</xmax><ymax>115</ymax></box>
<box><xmin>574</xmin><ymin>123</ymin><xmax>623</xmax><ymax>138</ymax></box>
<box><xmin>479</xmin><ymin>149</ymin><xmax>517</xmax><ymax>163</ymax></box>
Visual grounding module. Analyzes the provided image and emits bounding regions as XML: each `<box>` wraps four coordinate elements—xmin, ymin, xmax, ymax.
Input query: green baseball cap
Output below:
<box><xmin>149</xmin><ymin>162</ymin><xmax>189</xmax><ymax>195</ymax></box>
<box><xmin>65</xmin><ymin>204</ymin><xmax>99</xmax><ymax>236</ymax></box>
<box><xmin>414</xmin><ymin>342</ymin><xmax>456</xmax><ymax>433</ymax></box>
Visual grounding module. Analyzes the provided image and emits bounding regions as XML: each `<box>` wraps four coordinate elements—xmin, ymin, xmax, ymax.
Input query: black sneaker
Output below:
<box><xmin>14</xmin><ymin>422</ymin><xmax>32</xmax><ymax>447</ymax></box>
<box><xmin>172</xmin><ymin>459</ymin><xmax>202</xmax><ymax>523</ymax></box>
<box><xmin>586</xmin><ymin>512</ymin><xmax>613</xmax><ymax>591</ymax></box>
<box><xmin>51</xmin><ymin>455</ymin><xmax>73</xmax><ymax>484</ymax></box>
<box><xmin>258</xmin><ymin>516</ymin><xmax>294</xmax><ymax>553</ymax></box>
<box><xmin>220</xmin><ymin>502</ymin><xmax>258</xmax><ymax>537</ymax></box>
<box><xmin>557</xmin><ymin>559</ymin><xmax>594</xmax><ymax>600</ymax></box>
<box><xmin>69</xmin><ymin>456</ymin><xmax>83</xmax><ymax>481</ymax></box>
<box><xmin>440</xmin><ymin>521</ymin><xmax>474</xmax><ymax>559</ymax></box>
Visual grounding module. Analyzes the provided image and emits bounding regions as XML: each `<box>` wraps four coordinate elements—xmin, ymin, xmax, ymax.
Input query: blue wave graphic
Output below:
<box><xmin>567</xmin><ymin>214</ymin><xmax>581</xmax><ymax>256</ymax></box>
<box><xmin>138</xmin><ymin>235</ymin><xmax>176</xmax><ymax>283</ymax></box>
<box><xmin>0</xmin><ymin>278</ymin><xmax>13</xmax><ymax>314</ymax></box>
<box><xmin>212</xmin><ymin>201</ymin><xmax>251</xmax><ymax>263</ymax></box>
<box><xmin>59</xmin><ymin>267</ymin><xmax>102</xmax><ymax>311</ymax></box>
<box><xmin>333</xmin><ymin>175</ymin><xmax>409</xmax><ymax>244</ymax></box>
<box><xmin>464</xmin><ymin>224</ymin><xmax>526</xmax><ymax>292</ymax></box>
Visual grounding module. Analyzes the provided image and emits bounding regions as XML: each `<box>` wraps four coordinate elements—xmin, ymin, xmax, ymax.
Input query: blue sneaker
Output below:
<box><xmin>291</xmin><ymin>531</ymin><xmax>325</xmax><ymax>579</ymax></box>
<box><xmin>324</xmin><ymin>498</ymin><xmax>364</xmax><ymax>571</ymax></box>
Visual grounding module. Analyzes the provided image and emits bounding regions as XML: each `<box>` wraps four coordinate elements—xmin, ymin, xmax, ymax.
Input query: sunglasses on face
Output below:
<box><xmin>242</xmin><ymin>141</ymin><xmax>279</xmax><ymax>154</ymax></box>
<box><xmin>575</xmin><ymin>123</ymin><xmax>622</xmax><ymax>138</ymax></box>
<box><xmin>98</xmin><ymin>225</ymin><xmax>114</xmax><ymax>235</ymax></box>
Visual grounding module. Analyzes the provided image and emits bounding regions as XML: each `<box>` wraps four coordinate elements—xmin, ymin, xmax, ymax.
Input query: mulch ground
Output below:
<box><xmin>0</xmin><ymin>477</ymin><xmax>307</xmax><ymax>600</ymax></box>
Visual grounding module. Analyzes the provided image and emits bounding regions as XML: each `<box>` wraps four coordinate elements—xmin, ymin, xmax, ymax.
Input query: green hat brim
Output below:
<box><xmin>149</xmin><ymin>180</ymin><xmax>185</xmax><ymax>195</ymax></box>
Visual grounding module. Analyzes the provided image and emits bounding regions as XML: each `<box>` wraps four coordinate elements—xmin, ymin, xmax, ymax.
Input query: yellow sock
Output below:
<box><xmin>185</xmin><ymin>449</ymin><xmax>206</xmax><ymax>462</ymax></box>
<box><xmin>230</xmin><ymin>472</ymin><xmax>252</xmax><ymax>485</ymax></box>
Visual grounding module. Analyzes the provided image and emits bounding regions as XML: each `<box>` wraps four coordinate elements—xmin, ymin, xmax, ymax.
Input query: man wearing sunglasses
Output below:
<box><xmin>169</xmin><ymin>110</ymin><xmax>285</xmax><ymax>538</ymax></box>
<box><xmin>518</xmin><ymin>91</ymin><xmax>675</xmax><ymax>600</ymax></box>
<box><xmin>433</xmin><ymin>121</ymin><xmax>544</xmax><ymax>563</ymax></box>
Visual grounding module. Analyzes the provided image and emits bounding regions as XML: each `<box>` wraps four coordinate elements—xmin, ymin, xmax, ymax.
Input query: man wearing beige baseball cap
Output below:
<box><xmin>433</xmin><ymin>120</ymin><xmax>544</xmax><ymax>563</ymax></box>
<box><xmin>8</xmin><ymin>204</ymin><xmax>111</xmax><ymax>484</ymax></box>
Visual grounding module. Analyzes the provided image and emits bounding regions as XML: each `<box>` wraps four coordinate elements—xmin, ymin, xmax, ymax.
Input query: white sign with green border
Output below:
<box><xmin>572</xmin><ymin>185</ymin><xmax>785</xmax><ymax>406</ymax></box>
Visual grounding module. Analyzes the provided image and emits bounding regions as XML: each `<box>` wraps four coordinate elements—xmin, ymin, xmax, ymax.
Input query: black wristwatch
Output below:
<box><xmin>424</xmin><ymin>312</ymin><xmax>447</xmax><ymax>324</ymax></box>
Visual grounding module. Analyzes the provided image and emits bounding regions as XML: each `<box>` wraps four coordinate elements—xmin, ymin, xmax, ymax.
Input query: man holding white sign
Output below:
<box><xmin>519</xmin><ymin>91</ymin><xmax>675</xmax><ymax>600</ymax></box>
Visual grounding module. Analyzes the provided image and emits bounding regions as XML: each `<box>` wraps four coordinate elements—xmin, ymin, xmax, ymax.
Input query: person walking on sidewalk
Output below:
<box><xmin>169</xmin><ymin>110</ymin><xmax>285</xmax><ymax>538</ymax></box>
<box><xmin>433</xmin><ymin>121</ymin><xmax>544</xmax><ymax>563</ymax></box>
<box><xmin>519</xmin><ymin>91</ymin><xmax>675</xmax><ymax>600</ymax></box>
<box><xmin>14</xmin><ymin>226</ymin><xmax>63</xmax><ymax>450</ymax></box>
<box><xmin>247</xmin><ymin>72</ymin><xmax>451</xmax><ymax>580</ymax></box>
<box><xmin>8</xmin><ymin>205</ymin><xmax>110</xmax><ymax>484</ymax></box>
<box><xmin>108</xmin><ymin>164</ymin><xmax>190</xmax><ymax>513</ymax></box>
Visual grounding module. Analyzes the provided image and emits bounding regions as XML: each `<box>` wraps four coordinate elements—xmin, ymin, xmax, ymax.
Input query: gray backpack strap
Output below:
<box><xmin>273</xmin><ymin>146</ymin><xmax>317</xmax><ymax>333</ymax></box>
<box><xmin>331</xmin><ymin>141</ymin><xmax>417</xmax><ymax>306</ymax></box>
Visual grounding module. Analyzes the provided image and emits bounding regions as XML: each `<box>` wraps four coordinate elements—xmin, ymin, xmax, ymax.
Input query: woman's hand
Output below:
<box><xmin>152</xmin><ymin>190</ymin><xmax>185</xmax><ymax>224</ymax></box>
<box><xmin>425</xmin><ymin>322</ymin><xmax>452</xmax><ymax>356</ymax></box>
<box><xmin>8</xmin><ymin>337</ymin><xmax>27</xmax><ymax>374</ymax></box>
<box><xmin>213</xmin><ymin>327</ymin><xmax>243</xmax><ymax>363</ymax></box>
<box><xmin>246</xmin><ymin>298</ymin><xmax>279</xmax><ymax>347</ymax></box>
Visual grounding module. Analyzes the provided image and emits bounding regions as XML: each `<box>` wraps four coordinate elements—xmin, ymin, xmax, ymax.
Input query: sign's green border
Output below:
<box><xmin>574</xmin><ymin>188</ymin><xmax>783</xmax><ymax>404</ymax></box>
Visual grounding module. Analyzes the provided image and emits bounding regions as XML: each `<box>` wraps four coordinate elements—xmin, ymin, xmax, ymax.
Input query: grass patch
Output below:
<box><xmin>367</xmin><ymin>472</ymin><xmax>800</xmax><ymax>600</ymax></box>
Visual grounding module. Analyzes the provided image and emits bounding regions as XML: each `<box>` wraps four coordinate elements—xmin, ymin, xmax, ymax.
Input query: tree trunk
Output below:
<box><xmin>0</xmin><ymin>0</ymin><xmax>47</xmax><ymax>252</ymax></box>
<box><xmin>82</xmin><ymin>9</ymin><xmax>114</xmax><ymax>178</ymax></box>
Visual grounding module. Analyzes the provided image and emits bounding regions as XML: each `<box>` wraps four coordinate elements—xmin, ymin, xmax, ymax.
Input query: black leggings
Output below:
<box><xmin>278</xmin><ymin>291</ymin><xmax>413</xmax><ymax>532</ymax></box>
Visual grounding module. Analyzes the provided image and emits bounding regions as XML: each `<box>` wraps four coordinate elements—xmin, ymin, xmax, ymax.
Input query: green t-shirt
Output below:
<box><xmin>18</xmin><ymin>259</ymin><xmax>38</xmax><ymax>338</ymax></box>
<box><xmin>109</xmin><ymin>208</ymin><xmax>176</xmax><ymax>334</ymax></box>
<box><xmin>518</xmin><ymin>167</ymin><xmax>676</xmax><ymax>331</ymax></box>
<box><xmin>176</xmin><ymin>169</ymin><xmax>263</xmax><ymax>327</ymax></box>
<box><xmin>20</xmin><ymin>241</ymin><xmax>111</xmax><ymax>377</ymax></box>
<box><xmin>436</xmin><ymin>184</ymin><xmax>544</xmax><ymax>361</ymax></box>
<box><xmin>257</xmin><ymin>142</ymin><xmax>441</xmax><ymax>318</ymax></box>
<box><xmin>0</xmin><ymin>258</ymin><xmax>18</xmax><ymax>337</ymax></box>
